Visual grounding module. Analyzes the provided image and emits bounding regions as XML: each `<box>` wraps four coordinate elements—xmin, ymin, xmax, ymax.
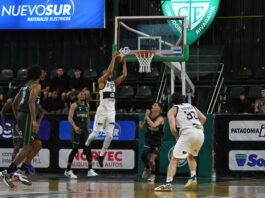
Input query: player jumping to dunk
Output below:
<box><xmin>155</xmin><ymin>92</ymin><xmax>206</xmax><ymax>191</ymax></box>
<box><xmin>85</xmin><ymin>51</ymin><xmax>127</xmax><ymax>167</ymax></box>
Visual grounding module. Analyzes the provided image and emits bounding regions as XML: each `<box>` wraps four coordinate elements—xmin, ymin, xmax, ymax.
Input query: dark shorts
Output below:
<box><xmin>143</xmin><ymin>143</ymin><xmax>162</xmax><ymax>155</ymax></box>
<box><xmin>12</xmin><ymin>128</ymin><xmax>23</xmax><ymax>144</ymax></box>
<box><xmin>17</xmin><ymin>112</ymin><xmax>40</xmax><ymax>145</ymax></box>
<box><xmin>71</xmin><ymin>128</ymin><xmax>88</xmax><ymax>148</ymax></box>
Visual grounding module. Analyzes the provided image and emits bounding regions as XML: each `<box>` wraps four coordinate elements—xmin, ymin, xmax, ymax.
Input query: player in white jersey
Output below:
<box><xmin>155</xmin><ymin>92</ymin><xmax>206</xmax><ymax>191</ymax></box>
<box><xmin>85</xmin><ymin>51</ymin><xmax>127</xmax><ymax>167</ymax></box>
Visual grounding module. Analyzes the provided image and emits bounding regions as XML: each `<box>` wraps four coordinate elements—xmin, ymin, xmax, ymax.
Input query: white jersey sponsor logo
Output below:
<box><xmin>98</xmin><ymin>80</ymin><xmax>115</xmax><ymax>112</ymax></box>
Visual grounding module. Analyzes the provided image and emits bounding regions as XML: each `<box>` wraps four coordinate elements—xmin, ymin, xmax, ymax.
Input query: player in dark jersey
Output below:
<box><xmin>64</xmin><ymin>91</ymin><xmax>98</xmax><ymax>179</ymax></box>
<box><xmin>1</xmin><ymin>86</ymin><xmax>23</xmax><ymax>162</ymax></box>
<box><xmin>0</xmin><ymin>85</ymin><xmax>36</xmax><ymax>178</ymax></box>
<box><xmin>139</xmin><ymin>103</ymin><xmax>164</xmax><ymax>182</ymax></box>
<box><xmin>0</xmin><ymin>65</ymin><xmax>42</xmax><ymax>188</ymax></box>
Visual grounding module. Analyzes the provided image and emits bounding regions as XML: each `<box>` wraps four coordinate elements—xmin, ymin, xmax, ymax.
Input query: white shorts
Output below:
<box><xmin>93</xmin><ymin>109</ymin><xmax>116</xmax><ymax>134</ymax></box>
<box><xmin>173</xmin><ymin>128</ymin><xmax>204</xmax><ymax>159</ymax></box>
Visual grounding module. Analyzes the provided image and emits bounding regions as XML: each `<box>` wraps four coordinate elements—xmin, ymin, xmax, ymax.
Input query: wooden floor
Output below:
<box><xmin>0</xmin><ymin>174</ymin><xmax>265</xmax><ymax>198</ymax></box>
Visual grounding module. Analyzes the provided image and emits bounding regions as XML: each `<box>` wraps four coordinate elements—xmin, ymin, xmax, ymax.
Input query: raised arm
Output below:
<box><xmin>167</xmin><ymin>107</ymin><xmax>178</xmax><ymax>139</ymax></box>
<box><xmin>98</xmin><ymin>52</ymin><xmax>119</xmax><ymax>89</ymax></box>
<box><xmin>115</xmin><ymin>57</ymin><xmax>127</xmax><ymax>86</ymax></box>
<box><xmin>195</xmin><ymin>107</ymin><xmax>207</xmax><ymax>125</ymax></box>
<box><xmin>29</xmin><ymin>83</ymin><xmax>41</xmax><ymax>132</ymax></box>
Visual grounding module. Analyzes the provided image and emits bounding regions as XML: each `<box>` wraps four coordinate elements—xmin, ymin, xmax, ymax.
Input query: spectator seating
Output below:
<box><xmin>0</xmin><ymin>69</ymin><xmax>14</xmax><ymax>80</ymax></box>
<box><xmin>67</xmin><ymin>69</ymin><xmax>75</xmax><ymax>78</ymax></box>
<box><xmin>228</xmin><ymin>86</ymin><xmax>245</xmax><ymax>99</ymax></box>
<box><xmin>116</xmin><ymin>108</ymin><xmax>128</xmax><ymax>113</ymax></box>
<box><xmin>248</xmin><ymin>85</ymin><xmax>262</xmax><ymax>98</ymax></box>
<box><xmin>84</xmin><ymin>68</ymin><xmax>97</xmax><ymax>80</ymax></box>
<box><xmin>118</xmin><ymin>85</ymin><xmax>134</xmax><ymax>99</ymax></box>
<box><xmin>50</xmin><ymin>69</ymin><xmax>57</xmax><ymax>79</ymax></box>
<box><xmin>15</xmin><ymin>69</ymin><xmax>27</xmax><ymax>81</ymax></box>
<box><xmin>255</xmin><ymin>66</ymin><xmax>265</xmax><ymax>79</ymax></box>
<box><xmin>237</xmin><ymin>67</ymin><xmax>252</xmax><ymax>79</ymax></box>
<box><xmin>132</xmin><ymin>109</ymin><xmax>145</xmax><ymax>113</ymax></box>
<box><xmin>135</xmin><ymin>85</ymin><xmax>152</xmax><ymax>99</ymax></box>
<box><xmin>143</xmin><ymin>67</ymin><xmax>159</xmax><ymax>80</ymax></box>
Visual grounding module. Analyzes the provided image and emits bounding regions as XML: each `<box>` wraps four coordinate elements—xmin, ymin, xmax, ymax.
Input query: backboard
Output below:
<box><xmin>114</xmin><ymin>16</ymin><xmax>189</xmax><ymax>62</ymax></box>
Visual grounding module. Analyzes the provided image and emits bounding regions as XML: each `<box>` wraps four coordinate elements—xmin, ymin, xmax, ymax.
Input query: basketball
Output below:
<box><xmin>115</xmin><ymin>52</ymin><xmax>124</xmax><ymax>63</ymax></box>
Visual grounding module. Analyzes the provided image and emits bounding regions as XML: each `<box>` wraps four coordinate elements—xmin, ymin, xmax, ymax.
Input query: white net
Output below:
<box><xmin>135</xmin><ymin>51</ymin><xmax>155</xmax><ymax>73</ymax></box>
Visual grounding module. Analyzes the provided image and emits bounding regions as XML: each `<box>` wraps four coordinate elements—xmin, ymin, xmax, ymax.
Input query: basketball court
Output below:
<box><xmin>1</xmin><ymin>8</ymin><xmax>264</xmax><ymax>198</ymax></box>
<box><xmin>0</xmin><ymin>174</ymin><xmax>264</xmax><ymax>198</ymax></box>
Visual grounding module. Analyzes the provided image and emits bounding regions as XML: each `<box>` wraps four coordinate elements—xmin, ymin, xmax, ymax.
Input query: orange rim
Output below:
<box><xmin>135</xmin><ymin>51</ymin><xmax>155</xmax><ymax>57</ymax></box>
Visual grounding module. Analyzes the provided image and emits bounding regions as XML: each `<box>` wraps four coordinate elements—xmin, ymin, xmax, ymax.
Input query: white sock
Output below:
<box><xmin>166</xmin><ymin>177</ymin><xmax>173</xmax><ymax>183</ymax></box>
<box><xmin>190</xmin><ymin>171</ymin><xmax>196</xmax><ymax>178</ymax></box>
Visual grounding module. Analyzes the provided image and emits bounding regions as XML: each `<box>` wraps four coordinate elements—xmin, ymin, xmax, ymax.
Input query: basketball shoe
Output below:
<box><xmin>184</xmin><ymin>175</ymin><xmax>197</xmax><ymax>189</ymax></box>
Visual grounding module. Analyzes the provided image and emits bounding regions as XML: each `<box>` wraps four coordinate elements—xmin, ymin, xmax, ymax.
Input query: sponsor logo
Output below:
<box><xmin>0</xmin><ymin>148</ymin><xmax>50</xmax><ymax>168</ymax></box>
<box><xmin>229</xmin><ymin>151</ymin><xmax>265</xmax><ymax>171</ymax></box>
<box><xmin>168</xmin><ymin>146</ymin><xmax>188</xmax><ymax>168</ymax></box>
<box><xmin>0</xmin><ymin>0</ymin><xmax>105</xmax><ymax>29</ymax></box>
<box><xmin>59</xmin><ymin>121</ymin><xmax>135</xmax><ymax>141</ymax></box>
<box><xmin>0</xmin><ymin>121</ymin><xmax>13</xmax><ymax>139</ymax></box>
<box><xmin>1</xmin><ymin>0</ymin><xmax>75</xmax><ymax>18</ymax></box>
<box><xmin>0</xmin><ymin>120</ymin><xmax>50</xmax><ymax>140</ymax></box>
<box><xmin>229</xmin><ymin>121</ymin><xmax>265</xmax><ymax>141</ymax></box>
<box><xmin>59</xmin><ymin>149</ymin><xmax>135</xmax><ymax>169</ymax></box>
<box><xmin>161</xmin><ymin>0</ymin><xmax>220</xmax><ymax>45</ymax></box>
<box><xmin>235</xmin><ymin>154</ymin><xmax>247</xmax><ymax>166</ymax></box>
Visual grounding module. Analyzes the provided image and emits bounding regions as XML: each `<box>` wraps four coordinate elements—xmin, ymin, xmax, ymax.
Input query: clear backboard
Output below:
<box><xmin>114</xmin><ymin>16</ymin><xmax>189</xmax><ymax>62</ymax></box>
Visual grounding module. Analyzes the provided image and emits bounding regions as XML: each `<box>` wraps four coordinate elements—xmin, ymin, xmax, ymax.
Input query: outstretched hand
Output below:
<box><xmin>112</xmin><ymin>51</ymin><xmax>119</xmax><ymax>58</ymax></box>
<box><xmin>139</xmin><ymin>121</ymin><xmax>145</xmax><ymax>129</ymax></box>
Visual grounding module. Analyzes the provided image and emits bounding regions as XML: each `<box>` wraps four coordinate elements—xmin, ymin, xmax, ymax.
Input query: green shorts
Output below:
<box><xmin>17</xmin><ymin>112</ymin><xmax>40</xmax><ymax>145</ymax></box>
<box><xmin>71</xmin><ymin>128</ymin><xmax>88</xmax><ymax>148</ymax></box>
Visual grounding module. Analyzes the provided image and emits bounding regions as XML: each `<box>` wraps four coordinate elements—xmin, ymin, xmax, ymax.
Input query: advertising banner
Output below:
<box><xmin>0</xmin><ymin>0</ymin><xmax>105</xmax><ymax>29</ymax></box>
<box><xmin>59</xmin><ymin>121</ymin><xmax>136</xmax><ymax>141</ymax></box>
<box><xmin>0</xmin><ymin>148</ymin><xmax>50</xmax><ymax>168</ymax></box>
<box><xmin>59</xmin><ymin>149</ymin><xmax>135</xmax><ymax>169</ymax></box>
<box><xmin>229</xmin><ymin>150</ymin><xmax>265</xmax><ymax>171</ymax></box>
<box><xmin>0</xmin><ymin>120</ymin><xmax>50</xmax><ymax>140</ymax></box>
<box><xmin>229</xmin><ymin>121</ymin><xmax>265</xmax><ymax>141</ymax></box>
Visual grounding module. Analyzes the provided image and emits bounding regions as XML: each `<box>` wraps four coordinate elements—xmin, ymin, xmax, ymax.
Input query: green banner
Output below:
<box><xmin>161</xmin><ymin>0</ymin><xmax>220</xmax><ymax>45</ymax></box>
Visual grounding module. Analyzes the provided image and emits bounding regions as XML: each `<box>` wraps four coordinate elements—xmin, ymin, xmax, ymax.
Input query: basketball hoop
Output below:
<box><xmin>135</xmin><ymin>51</ymin><xmax>155</xmax><ymax>73</ymax></box>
